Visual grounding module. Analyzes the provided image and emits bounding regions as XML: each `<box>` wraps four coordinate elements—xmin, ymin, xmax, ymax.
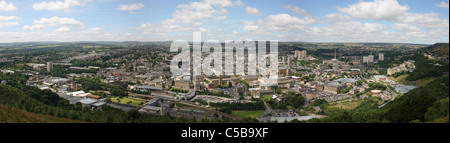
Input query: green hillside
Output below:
<box><xmin>0</xmin><ymin>104</ymin><xmax>84</xmax><ymax>123</ymax></box>
<box><xmin>0</xmin><ymin>73</ymin><xmax>233</xmax><ymax>123</ymax></box>
<box><xmin>303</xmin><ymin>76</ymin><xmax>449</xmax><ymax>123</ymax></box>
<box><xmin>423</xmin><ymin>43</ymin><xmax>449</xmax><ymax>56</ymax></box>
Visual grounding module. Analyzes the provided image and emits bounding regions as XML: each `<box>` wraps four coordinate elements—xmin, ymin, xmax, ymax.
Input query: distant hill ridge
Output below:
<box><xmin>422</xmin><ymin>43</ymin><xmax>449</xmax><ymax>56</ymax></box>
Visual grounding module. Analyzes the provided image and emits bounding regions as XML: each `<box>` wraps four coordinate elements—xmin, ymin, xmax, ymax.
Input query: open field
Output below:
<box><xmin>111</xmin><ymin>97</ymin><xmax>145</xmax><ymax>107</ymax></box>
<box><xmin>231</xmin><ymin>110</ymin><xmax>265</xmax><ymax>118</ymax></box>
<box><xmin>328</xmin><ymin>100</ymin><xmax>362</xmax><ymax>110</ymax></box>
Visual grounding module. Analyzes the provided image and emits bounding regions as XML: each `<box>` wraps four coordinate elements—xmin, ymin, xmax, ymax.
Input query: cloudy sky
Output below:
<box><xmin>0</xmin><ymin>0</ymin><xmax>448</xmax><ymax>44</ymax></box>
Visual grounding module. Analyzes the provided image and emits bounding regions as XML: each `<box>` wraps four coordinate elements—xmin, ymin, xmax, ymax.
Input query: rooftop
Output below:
<box><xmin>334</xmin><ymin>78</ymin><xmax>357</xmax><ymax>83</ymax></box>
<box><xmin>325</xmin><ymin>83</ymin><xmax>343</xmax><ymax>87</ymax></box>
<box><xmin>136</xmin><ymin>85</ymin><xmax>163</xmax><ymax>91</ymax></box>
<box><xmin>92</xmin><ymin>102</ymin><xmax>106</xmax><ymax>107</ymax></box>
<box><xmin>394</xmin><ymin>85</ymin><xmax>417</xmax><ymax>93</ymax></box>
<box><xmin>78</xmin><ymin>98</ymin><xmax>98</xmax><ymax>105</ymax></box>
<box><xmin>373</xmin><ymin>75</ymin><xmax>388</xmax><ymax>79</ymax></box>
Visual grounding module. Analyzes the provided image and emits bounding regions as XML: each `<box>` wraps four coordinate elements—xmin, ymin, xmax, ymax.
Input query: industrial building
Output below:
<box><xmin>324</xmin><ymin>83</ymin><xmax>345</xmax><ymax>94</ymax></box>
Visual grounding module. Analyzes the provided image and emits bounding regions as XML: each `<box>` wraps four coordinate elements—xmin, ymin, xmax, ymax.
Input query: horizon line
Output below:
<box><xmin>1</xmin><ymin>41</ymin><xmax>443</xmax><ymax>45</ymax></box>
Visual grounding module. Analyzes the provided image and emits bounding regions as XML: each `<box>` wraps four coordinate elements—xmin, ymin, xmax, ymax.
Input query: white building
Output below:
<box><xmin>368</xmin><ymin>54</ymin><xmax>374</xmax><ymax>63</ymax></box>
<box><xmin>294</xmin><ymin>50</ymin><xmax>307</xmax><ymax>59</ymax></box>
<box><xmin>379</xmin><ymin>53</ymin><xmax>384</xmax><ymax>61</ymax></box>
<box><xmin>363</xmin><ymin>56</ymin><xmax>368</xmax><ymax>63</ymax></box>
<box><xmin>47</xmin><ymin>62</ymin><xmax>53</xmax><ymax>72</ymax></box>
<box><xmin>363</xmin><ymin>54</ymin><xmax>374</xmax><ymax>64</ymax></box>
<box><xmin>68</xmin><ymin>91</ymin><xmax>86</xmax><ymax>97</ymax></box>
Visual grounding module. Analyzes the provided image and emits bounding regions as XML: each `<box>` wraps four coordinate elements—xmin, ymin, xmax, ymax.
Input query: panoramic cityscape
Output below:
<box><xmin>0</xmin><ymin>0</ymin><xmax>449</xmax><ymax>125</ymax></box>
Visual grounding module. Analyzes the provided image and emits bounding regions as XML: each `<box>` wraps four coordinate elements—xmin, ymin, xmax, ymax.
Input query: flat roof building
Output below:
<box><xmin>324</xmin><ymin>83</ymin><xmax>344</xmax><ymax>94</ymax></box>
<box><xmin>47</xmin><ymin>62</ymin><xmax>53</xmax><ymax>72</ymax></box>
<box><xmin>78</xmin><ymin>98</ymin><xmax>98</xmax><ymax>108</ymax></box>
<box><xmin>135</xmin><ymin>85</ymin><xmax>163</xmax><ymax>91</ymax></box>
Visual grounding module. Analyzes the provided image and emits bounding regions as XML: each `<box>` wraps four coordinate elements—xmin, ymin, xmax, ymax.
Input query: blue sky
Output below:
<box><xmin>0</xmin><ymin>0</ymin><xmax>448</xmax><ymax>44</ymax></box>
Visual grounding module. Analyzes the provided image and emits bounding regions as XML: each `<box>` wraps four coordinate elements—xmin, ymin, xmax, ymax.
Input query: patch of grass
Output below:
<box><xmin>390</xmin><ymin>75</ymin><xmax>436</xmax><ymax>87</ymax></box>
<box><xmin>231</xmin><ymin>110</ymin><xmax>265</xmax><ymax>118</ymax></box>
<box><xmin>286</xmin><ymin>105</ymin><xmax>294</xmax><ymax>109</ymax></box>
<box><xmin>111</xmin><ymin>97</ymin><xmax>145</xmax><ymax>107</ymax></box>
<box><xmin>389</xmin><ymin>74</ymin><xmax>410</xmax><ymax>84</ymax></box>
<box><xmin>25</xmin><ymin>63</ymin><xmax>37</xmax><ymax>66</ymax></box>
<box><xmin>261</xmin><ymin>95</ymin><xmax>272</xmax><ymax>101</ymax></box>
<box><xmin>328</xmin><ymin>100</ymin><xmax>362</xmax><ymax>110</ymax></box>
<box><xmin>29</xmin><ymin>45</ymin><xmax>62</xmax><ymax>49</ymax></box>
<box><xmin>0</xmin><ymin>104</ymin><xmax>84</xmax><ymax>123</ymax></box>
<box><xmin>416</xmin><ymin>77</ymin><xmax>436</xmax><ymax>87</ymax></box>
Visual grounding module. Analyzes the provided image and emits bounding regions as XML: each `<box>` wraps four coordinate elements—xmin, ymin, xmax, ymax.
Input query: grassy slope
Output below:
<box><xmin>0</xmin><ymin>104</ymin><xmax>84</xmax><ymax>123</ymax></box>
<box><xmin>416</xmin><ymin>77</ymin><xmax>437</xmax><ymax>87</ymax></box>
<box><xmin>389</xmin><ymin>74</ymin><xmax>409</xmax><ymax>83</ymax></box>
<box><xmin>389</xmin><ymin>74</ymin><xmax>435</xmax><ymax>87</ymax></box>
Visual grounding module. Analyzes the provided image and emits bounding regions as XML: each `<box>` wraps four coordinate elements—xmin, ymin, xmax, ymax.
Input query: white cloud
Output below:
<box><xmin>137</xmin><ymin>20</ymin><xmax>193</xmax><ymax>34</ymax></box>
<box><xmin>199</xmin><ymin>28</ymin><xmax>210</xmax><ymax>32</ymax></box>
<box><xmin>242</xmin><ymin>21</ymin><xmax>259</xmax><ymax>31</ymax></box>
<box><xmin>436</xmin><ymin>1</ymin><xmax>449</xmax><ymax>8</ymax></box>
<box><xmin>392</xmin><ymin>23</ymin><xmax>421</xmax><ymax>32</ymax></box>
<box><xmin>202</xmin><ymin>0</ymin><xmax>234</xmax><ymax>7</ymax></box>
<box><xmin>398</xmin><ymin>13</ymin><xmax>449</xmax><ymax>29</ymax></box>
<box><xmin>0</xmin><ymin>22</ymin><xmax>19</xmax><ymax>28</ymax></box>
<box><xmin>137</xmin><ymin>19</ymin><xmax>212</xmax><ymax>34</ymax></box>
<box><xmin>23</xmin><ymin>25</ymin><xmax>47</xmax><ymax>30</ymax></box>
<box><xmin>0</xmin><ymin>29</ymin><xmax>149</xmax><ymax>43</ymax></box>
<box><xmin>0</xmin><ymin>15</ymin><xmax>20</xmax><ymax>28</ymax></box>
<box><xmin>33</xmin><ymin>17</ymin><xmax>84</xmax><ymax>27</ymax></box>
<box><xmin>193</xmin><ymin>22</ymin><xmax>203</xmax><ymax>26</ymax></box>
<box><xmin>323</xmin><ymin>13</ymin><xmax>351</xmax><ymax>23</ymax></box>
<box><xmin>81</xmin><ymin>27</ymin><xmax>105</xmax><ymax>34</ymax></box>
<box><xmin>1</xmin><ymin>0</ymin><xmax>447</xmax><ymax>44</ymax></box>
<box><xmin>234</xmin><ymin>0</ymin><xmax>243</xmax><ymax>6</ymax></box>
<box><xmin>0</xmin><ymin>15</ymin><xmax>20</xmax><ymax>21</ymax></box>
<box><xmin>337</xmin><ymin>0</ymin><xmax>449</xmax><ymax>30</ymax></box>
<box><xmin>257</xmin><ymin>14</ymin><xmax>315</xmax><ymax>32</ymax></box>
<box><xmin>32</xmin><ymin>0</ymin><xmax>91</xmax><ymax>11</ymax></box>
<box><xmin>246</xmin><ymin>6</ymin><xmax>263</xmax><ymax>16</ymax></box>
<box><xmin>117</xmin><ymin>3</ymin><xmax>145</xmax><ymax>11</ymax></box>
<box><xmin>323</xmin><ymin>21</ymin><xmax>388</xmax><ymax>34</ymax></box>
<box><xmin>54</xmin><ymin>27</ymin><xmax>71</xmax><ymax>33</ymax></box>
<box><xmin>137</xmin><ymin>0</ymin><xmax>237</xmax><ymax>34</ymax></box>
<box><xmin>241</xmin><ymin>13</ymin><xmax>316</xmax><ymax>37</ymax></box>
<box><xmin>338</xmin><ymin>0</ymin><xmax>409</xmax><ymax>21</ymax></box>
<box><xmin>0</xmin><ymin>1</ymin><xmax>17</xmax><ymax>11</ymax></box>
<box><xmin>285</xmin><ymin>5</ymin><xmax>315</xmax><ymax>18</ymax></box>
<box><xmin>295</xmin><ymin>21</ymin><xmax>391</xmax><ymax>43</ymax></box>
<box><xmin>173</xmin><ymin>0</ymin><xmax>233</xmax><ymax>24</ymax></box>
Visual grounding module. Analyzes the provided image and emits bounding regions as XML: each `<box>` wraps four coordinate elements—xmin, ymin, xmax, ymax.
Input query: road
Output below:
<box><xmin>226</xmin><ymin>87</ymin><xmax>240</xmax><ymax>100</ymax></box>
<box><xmin>258</xmin><ymin>100</ymin><xmax>273</xmax><ymax>122</ymax></box>
<box><xmin>378</xmin><ymin>86</ymin><xmax>399</xmax><ymax>108</ymax></box>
